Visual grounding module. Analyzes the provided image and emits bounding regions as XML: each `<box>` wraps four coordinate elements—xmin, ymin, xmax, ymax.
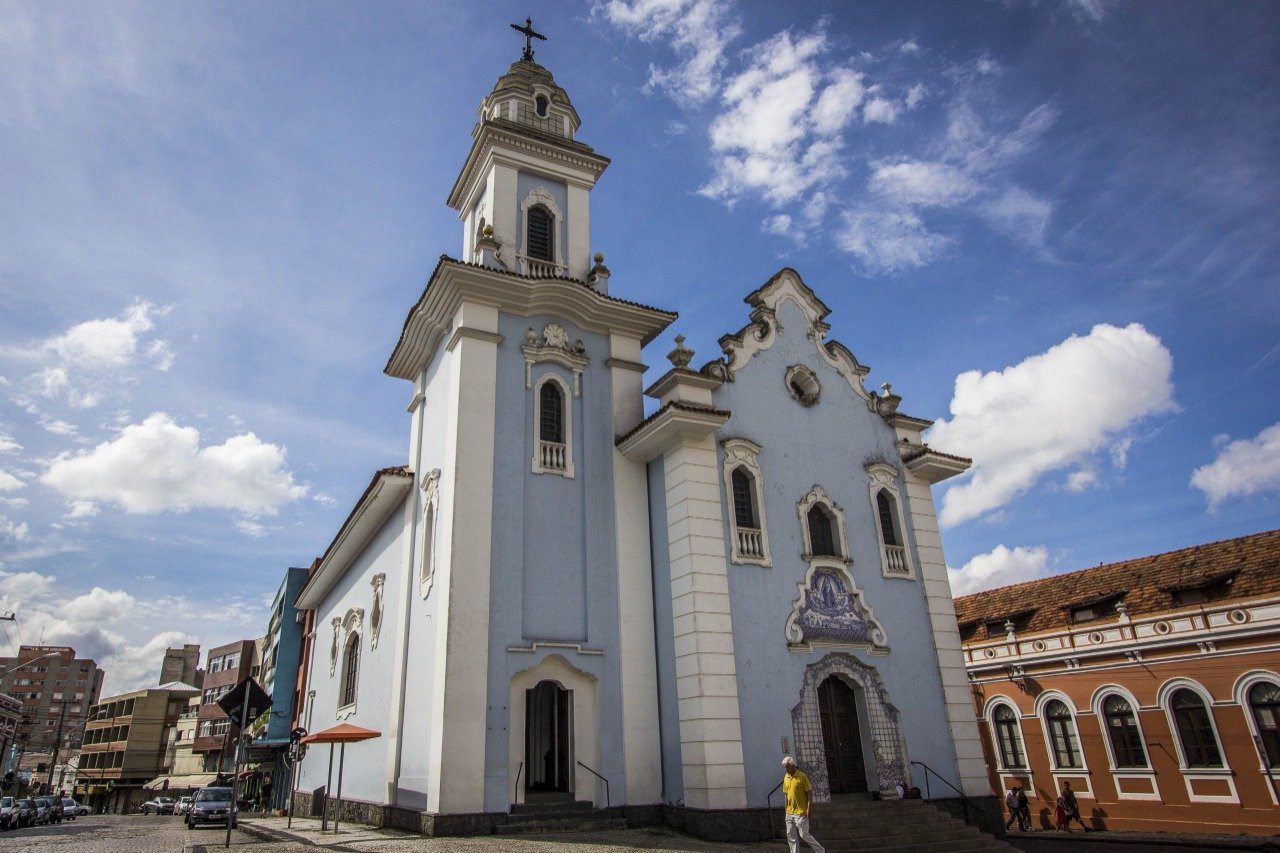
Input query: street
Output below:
<box><xmin>0</xmin><ymin>813</ymin><xmax>267</xmax><ymax>852</ymax></box>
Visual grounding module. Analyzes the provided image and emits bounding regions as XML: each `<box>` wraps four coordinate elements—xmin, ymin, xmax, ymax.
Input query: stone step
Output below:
<box><xmin>811</xmin><ymin>814</ymin><xmax>963</xmax><ymax>834</ymax></box>
<box><xmin>822</xmin><ymin>837</ymin><xmax>1011</xmax><ymax>853</ymax></box>
<box><xmin>509</xmin><ymin>799</ymin><xmax>594</xmax><ymax>815</ymax></box>
<box><xmin>817</xmin><ymin>820</ymin><xmax>977</xmax><ymax>840</ymax></box>
<box><xmin>495</xmin><ymin>816</ymin><xmax>628</xmax><ymax>835</ymax></box>
<box><xmin>819</xmin><ymin>826</ymin><xmax>983</xmax><ymax>846</ymax></box>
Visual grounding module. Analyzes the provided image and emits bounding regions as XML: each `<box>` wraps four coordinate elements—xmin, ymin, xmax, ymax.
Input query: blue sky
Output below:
<box><xmin>0</xmin><ymin>0</ymin><xmax>1276</xmax><ymax>692</ymax></box>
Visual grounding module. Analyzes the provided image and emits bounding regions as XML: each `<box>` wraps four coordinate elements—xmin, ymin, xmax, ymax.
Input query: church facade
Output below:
<box><xmin>293</xmin><ymin>49</ymin><xmax>989</xmax><ymax>836</ymax></box>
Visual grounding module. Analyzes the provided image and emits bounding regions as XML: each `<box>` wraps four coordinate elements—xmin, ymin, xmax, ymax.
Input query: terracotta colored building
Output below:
<box><xmin>957</xmin><ymin>529</ymin><xmax>1280</xmax><ymax>836</ymax></box>
<box><xmin>193</xmin><ymin>639</ymin><xmax>256</xmax><ymax>772</ymax></box>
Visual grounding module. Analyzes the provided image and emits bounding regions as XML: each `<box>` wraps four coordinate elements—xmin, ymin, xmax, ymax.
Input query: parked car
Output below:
<box><xmin>13</xmin><ymin>798</ymin><xmax>36</xmax><ymax>828</ymax></box>
<box><xmin>176</xmin><ymin>796</ymin><xmax>193</xmax><ymax>815</ymax></box>
<box><xmin>186</xmin><ymin>787</ymin><xmax>235</xmax><ymax>829</ymax></box>
<box><xmin>36</xmin><ymin>795</ymin><xmax>63</xmax><ymax>824</ymax></box>
<box><xmin>30</xmin><ymin>796</ymin><xmax>51</xmax><ymax>825</ymax></box>
<box><xmin>141</xmin><ymin>796</ymin><xmax>176</xmax><ymax>815</ymax></box>
<box><xmin>61</xmin><ymin>797</ymin><xmax>82</xmax><ymax>819</ymax></box>
<box><xmin>0</xmin><ymin>797</ymin><xmax>16</xmax><ymax>831</ymax></box>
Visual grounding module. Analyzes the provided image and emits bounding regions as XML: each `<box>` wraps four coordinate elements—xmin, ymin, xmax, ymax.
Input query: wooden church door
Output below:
<box><xmin>818</xmin><ymin>675</ymin><xmax>868</xmax><ymax>794</ymax></box>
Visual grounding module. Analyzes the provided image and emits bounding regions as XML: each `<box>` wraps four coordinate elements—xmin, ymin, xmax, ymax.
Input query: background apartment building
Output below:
<box><xmin>193</xmin><ymin>639</ymin><xmax>256</xmax><ymax>772</ymax></box>
<box><xmin>0</xmin><ymin>645</ymin><xmax>104</xmax><ymax>772</ymax></box>
<box><xmin>78</xmin><ymin>683</ymin><xmax>199</xmax><ymax>813</ymax></box>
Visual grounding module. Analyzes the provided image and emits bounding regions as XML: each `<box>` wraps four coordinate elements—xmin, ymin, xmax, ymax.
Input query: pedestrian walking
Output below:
<box><xmin>1060</xmin><ymin>781</ymin><xmax>1088</xmax><ymax>831</ymax></box>
<box><xmin>1004</xmin><ymin>787</ymin><xmax>1019</xmax><ymax>830</ymax></box>
<box><xmin>781</xmin><ymin>757</ymin><xmax>825</xmax><ymax>853</ymax></box>
<box><xmin>260</xmin><ymin>779</ymin><xmax>273</xmax><ymax>813</ymax></box>
<box><xmin>1015</xmin><ymin>786</ymin><xmax>1030</xmax><ymax>831</ymax></box>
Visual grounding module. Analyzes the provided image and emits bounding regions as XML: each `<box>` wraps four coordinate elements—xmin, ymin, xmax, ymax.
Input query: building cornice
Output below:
<box><xmin>615</xmin><ymin>401</ymin><xmax>731</xmax><ymax>462</ymax></box>
<box><xmin>295</xmin><ymin>467</ymin><xmax>414</xmax><ymax>610</ymax></box>
<box><xmin>384</xmin><ymin>257</ymin><xmax>675</xmax><ymax>380</ymax></box>
<box><xmin>448</xmin><ymin>121</ymin><xmax>610</xmax><ymax>211</ymax></box>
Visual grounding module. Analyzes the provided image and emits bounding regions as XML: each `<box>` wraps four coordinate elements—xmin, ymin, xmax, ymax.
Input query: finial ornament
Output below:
<box><xmin>510</xmin><ymin>17</ymin><xmax>547</xmax><ymax>62</ymax></box>
<box><xmin>667</xmin><ymin>334</ymin><xmax>694</xmax><ymax>369</ymax></box>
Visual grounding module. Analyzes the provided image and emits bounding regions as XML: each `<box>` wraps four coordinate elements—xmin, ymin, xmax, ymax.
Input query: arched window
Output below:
<box><xmin>876</xmin><ymin>490</ymin><xmax>900</xmax><ymax>547</ymax></box>
<box><xmin>539</xmin><ymin>381</ymin><xmax>564</xmax><ymax>444</ymax></box>
<box><xmin>526</xmin><ymin>205</ymin><xmax>554</xmax><ymax>262</ymax></box>
<box><xmin>1171</xmin><ymin>688</ymin><xmax>1222</xmax><ymax>767</ymax></box>
<box><xmin>993</xmin><ymin>704</ymin><xmax>1025</xmax><ymax>768</ymax></box>
<box><xmin>1248</xmin><ymin>681</ymin><xmax>1280</xmax><ymax>766</ymax></box>
<box><xmin>534</xmin><ymin>94</ymin><xmax>550</xmax><ymax>117</ymax></box>
<box><xmin>340</xmin><ymin>633</ymin><xmax>360</xmax><ymax>709</ymax></box>
<box><xmin>1103</xmin><ymin>694</ymin><xmax>1147</xmax><ymax>767</ymax></box>
<box><xmin>731</xmin><ymin>467</ymin><xmax>757</xmax><ymax>528</ymax></box>
<box><xmin>808</xmin><ymin>504</ymin><xmax>837</xmax><ymax>557</ymax></box>
<box><xmin>1045</xmin><ymin>699</ymin><xmax>1083</xmax><ymax>768</ymax></box>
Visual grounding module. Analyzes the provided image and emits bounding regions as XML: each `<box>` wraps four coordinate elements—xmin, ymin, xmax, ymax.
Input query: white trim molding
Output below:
<box><xmin>865</xmin><ymin>462</ymin><xmax>915</xmax><ymax>580</ymax></box>
<box><xmin>328</xmin><ymin>617</ymin><xmax>342</xmax><ymax>677</ymax></box>
<box><xmin>1035</xmin><ymin>690</ymin><xmax>1090</xmax><ymax>773</ymax></box>
<box><xmin>983</xmin><ymin>696</ymin><xmax>1031</xmax><ymax>773</ymax></box>
<box><xmin>784</xmin><ymin>560</ymin><xmax>889</xmax><ymax>653</ymax></box>
<box><xmin>419</xmin><ymin>468</ymin><xmax>441</xmax><ymax>598</ymax></box>
<box><xmin>1157</xmin><ymin>677</ymin><xmax>1230</xmax><ymax>772</ymax></box>
<box><xmin>721</xmin><ymin>438</ymin><xmax>771</xmax><ymax>567</ymax></box>
<box><xmin>1232</xmin><ymin>669</ymin><xmax>1280</xmax><ymax>794</ymax></box>
<box><xmin>369</xmin><ymin>574</ymin><xmax>386</xmax><ymax>651</ymax></box>
<box><xmin>796</xmin><ymin>484</ymin><xmax>851</xmax><ymax>563</ymax></box>
<box><xmin>531</xmin><ymin>371</ymin><xmax>575</xmax><ymax>477</ymax></box>
<box><xmin>522</xmin><ymin>323</ymin><xmax>588</xmax><ymax>396</ymax></box>
<box><xmin>1088</xmin><ymin>684</ymin><xmax>1153</xmax><ymax>773</ymax></box>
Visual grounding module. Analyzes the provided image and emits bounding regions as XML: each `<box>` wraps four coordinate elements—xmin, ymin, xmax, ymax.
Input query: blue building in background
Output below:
<box><xmin>253</xmin><ymin>566</ymin><xmax>309</xmax><ymax>810</ymax></box>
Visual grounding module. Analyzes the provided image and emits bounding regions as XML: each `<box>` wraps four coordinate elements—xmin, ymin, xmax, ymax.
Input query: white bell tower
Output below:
<box><xmin>446</xmin><ymin>29</ymin><xmax>610</xmax><ymax>284</ymax></box>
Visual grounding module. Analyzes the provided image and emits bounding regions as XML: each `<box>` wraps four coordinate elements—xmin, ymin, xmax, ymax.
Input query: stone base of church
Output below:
<box><xmin>927</xmin><ymin>794</ymin><xmax>1005</xmax><ymax>840</ymax></box>
<box><xmin>289</xmin><ymin>791</ymin><xmax>1001</xmax><ymax>842</ymax></box>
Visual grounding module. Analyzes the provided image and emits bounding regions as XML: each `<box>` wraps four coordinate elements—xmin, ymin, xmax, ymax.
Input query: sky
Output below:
<box><xmin>0</xmin><ymin>0</ymin><xmax>1277</xmax><ymax>694</ymax></box>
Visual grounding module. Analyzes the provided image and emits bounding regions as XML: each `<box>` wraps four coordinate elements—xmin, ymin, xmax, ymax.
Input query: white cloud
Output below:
<box><xmin>0</xmin><ymin>469</ymin><xmax>23</xmax><ymax>491</ymax></box>
<box><xmin>949</xmin><ymin>544</ymin><xmax>1050</xmax><ymax>596</ymax></box>
<box><xmin>931</xmin><ymin>323</ymin><xmax>1176</xmax><ymax>525</ymax></box>
<box><xmin>862</xmin><ymin>96</ymin><xmax>899</xmax><ymax>125</ymax></box>
<box><xmin>40</xmin><ymin>418</ymin><xmax>78</xmax><ymax>436</ymax></box>
<box><xmin>1068</xmin><ymin>0</ymin><xmax>1111</xmax><ymax>21</ymax></box>
<box><xmin>836</xmin><ymin>209</ymin><xmax>952</xmax><ymax>273</ymax></box>
<box><xmin>983</xmin><ymin>186</ymin><xmax>1053</xmax><ymax>246</ymax></box>
<box><xmin>0</xmin><ymin>516</ymin><xmax>30</xmax><ymax>542</ymax></box>
<box><xmin>905</xmin><ymin>83</ymin><xmax>926</xmax><ymax>109</ymax></box>
<box><xmin>41</xmin><ymin>412</ymin><xmax>307</xmax><ymax>516</ymax></box>
<box><xmin>869</xmin><ymin>160</ymin><xmax>978</xmax><ymax>207</ymax></box>
<box><xmin>0</xmin><ymin>434</ymin><xmax>20</xmax><ymax>454</ymax></box>
<box><xmin>1190</xmin><ymin>422</ymin><xmax>1280</xmax><ymax>509</ymax></box>
<box><xmin>595</xmin><ymin>0</ymin><xmax>741</xmax><ymax>107</ymax></box>
<box><xmin>1065</xmin><ymin>469</ymin><xmax>1098</xmax><ymax>492</ymax></box>
<box><xmin>45</xmin><ymin>301</ymin><xmax>166</xmax><ymax>370</ymax></box>
<box><xmin>235</xmin><ymin>518</ymin><xmax>269</xmax><ymax>538</ymax></box>
<box><xmin>900</xmin><ymin>39</ymin><xmax>922</xmax><ymax>55</ymax></box>
<box><xmin>66</xmin><ymin>500</ymin><xmax>100</xmax><ymax>519</ymax></box>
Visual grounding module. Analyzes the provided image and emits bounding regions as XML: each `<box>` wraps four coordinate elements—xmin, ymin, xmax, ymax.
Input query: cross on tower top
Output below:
<box><xmin>510</xmin><ymin>17</ymin><xmax>547</xmax><ymax>62</ymax></box>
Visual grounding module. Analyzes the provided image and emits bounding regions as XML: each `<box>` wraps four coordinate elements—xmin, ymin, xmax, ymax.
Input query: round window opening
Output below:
<box><xmin>535</xmin><ymin>95</ymin><xmax>550</xmax><ymax>118</ymax></box>
<box><xmin>785</xmin><ymin>365</ymin><xmax>821</xmax><ymax>407</ymax></box>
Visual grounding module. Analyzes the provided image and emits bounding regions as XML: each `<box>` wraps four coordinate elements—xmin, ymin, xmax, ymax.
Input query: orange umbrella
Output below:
<box><xmin>300</xmin><ymin>723</ymin><xmax>381</xmax><ymax>744</ymax></box>
<box><xmin>300</xmin><ymin>724</ymin><xmax>381</xmax><ymax>833</ymax></box>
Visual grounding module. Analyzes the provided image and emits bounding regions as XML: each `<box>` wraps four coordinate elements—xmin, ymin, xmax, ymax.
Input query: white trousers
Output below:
<box><xmin>785</xmin><ymin>814</ymin><xmax>825</xmax><ymax>853</ymax></box>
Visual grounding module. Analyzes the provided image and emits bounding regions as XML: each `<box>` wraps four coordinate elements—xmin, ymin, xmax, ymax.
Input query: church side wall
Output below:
<box><xmin>296</xmin><ymin>514</ymin><xmax>406</xmax><ymax>804</ymax></box>
<box><xmin>708</xmin><ymin>299</ymin><xmax>962</xmax><ymax>806</ymax></box>
<box><xmin>647</xmin><ymin>455</ymin><xmax>684</xmax><ymax>804</ymax></box>
<box><xmin>482</xmin><ymin>312</ymin><xmax>630</xmax><ymax>811</ymax></box>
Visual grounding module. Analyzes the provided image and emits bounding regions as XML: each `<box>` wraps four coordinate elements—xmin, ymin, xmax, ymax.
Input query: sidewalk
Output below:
<box><xmin>1008</xmin><ymin>829</ymin><xmax>1280</xmax><ymax>851</ymax></box>
<box><xmin>237</xmin><ymin>814</ymin><xmax>785</xmax><ymax>851</ymax></box>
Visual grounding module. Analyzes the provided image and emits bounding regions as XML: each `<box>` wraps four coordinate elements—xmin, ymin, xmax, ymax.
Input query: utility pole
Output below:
<box><xmin>47</xmin><ymin>701</ymin><xmax>67</xmax><ymax>792</ymax></box>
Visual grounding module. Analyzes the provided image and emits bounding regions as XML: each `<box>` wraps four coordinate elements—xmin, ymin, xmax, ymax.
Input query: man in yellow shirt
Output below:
<box><xmin>781</xmin><ymin>757</ymin><xmax>825</xmax><ymax>853</ymax></box>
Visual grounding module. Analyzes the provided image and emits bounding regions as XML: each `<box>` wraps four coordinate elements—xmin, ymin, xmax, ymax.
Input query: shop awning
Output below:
<box><xmin>300</xmin><ymin>723</ymin><xmax>380</xmax><ymax>744</ymax></box>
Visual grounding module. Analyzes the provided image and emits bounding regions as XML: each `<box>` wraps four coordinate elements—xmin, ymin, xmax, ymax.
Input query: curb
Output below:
<box><xmin>1007</xmin><ymin>830</ymin><xmax>1280</xmax><ymax>851</ymax></box>
<box><xmin>237</xmin><ymin>819</ymin><xmax>361</xmax><ymax>851</ymax></box>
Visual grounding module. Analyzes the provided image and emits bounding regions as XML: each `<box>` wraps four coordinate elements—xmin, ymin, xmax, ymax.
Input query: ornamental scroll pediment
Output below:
<box><xmin>369</xmin><ymin>574</ymin><xmax>386</xmax><ymax>651</ymax></box>
<box><xmin>523</xmin><ymin>323</ymin><xmax>588</xmax><ymax>395</ymax></box>
<box><xmin>329</xmin><ymin>617</ymin><xmax>341</xmax><ymax>677</ymax></box>
<box><xmin>785</xmin><ymin>564</ymin><xmax>888</xmax><ymax>652</ymax></box>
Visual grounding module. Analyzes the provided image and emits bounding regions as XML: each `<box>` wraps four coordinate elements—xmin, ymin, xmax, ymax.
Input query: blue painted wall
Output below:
<box><xmin>266</xmin><ymin>566</ymin><xmax>309</xmax><ymax>740</ymax></box>
<box><xmin>482</xmin><ymin>310</ymin><xmax>629</xmax><ymax>812</ymax></box>
<box><xmin>706</xmin><ymin>298</ymin><xmax>961</xmax><ymax>806</ymax></box>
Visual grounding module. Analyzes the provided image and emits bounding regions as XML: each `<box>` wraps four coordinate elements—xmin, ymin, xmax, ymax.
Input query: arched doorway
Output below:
<box><xmin>818</xmin><ymin>675</ymin><xmax>868</xmax><ymax>794</ymax></box>
<box><xmin>526</xmin><ymin>680</ymin><xmax>573</xmax><ymax>797</ymax></box>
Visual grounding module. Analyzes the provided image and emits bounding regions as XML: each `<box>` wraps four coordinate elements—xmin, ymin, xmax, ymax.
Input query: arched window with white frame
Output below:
<box><xmin>1168</xmin><ymin>687</ymin><xmax>1223</xmax><ymax>768</ymax></box>
<box><xmin>532</xmin><ymin>373</ymin><xmax>574</xmax><ymax>477</ymax></box>
<box><xmin>797</xmin><ymin>485</ymin><xmax>850</xmax><ymax>563</ymax></box>
<box><xmin>866</xmin><ymin>462</ymin><xmax>915</xmax><ymax>579</ymax></box>
<box><xmin>339</xmin><ymin>632</ymin><xmax>360</xmax><ymax>712</ymax></box>
<box><xmin>1043</xmin><ymin>698</ymin><xmax>1085</xmax><ymax>769</ymax></box>
<box><xmin>990</xmin><ymin>701</ymin><xmax>1027</xmax><ymax>769</ymax></box>
<box><xmin>519</xmin><ymin>187</ymin><xmax>565</xmax><ymax>276</ymax></box>
<box><xmin>1100</xmin><ymin>692</ymin><xmax>1148</xmax><ymax>768</ymax></box>
<box><xmin>722</xmin><ymin>438</ymin><xmax>770</xmax><ymax>566</ymax></box>
<box><xmin>1248</xmin><ymin>681</ymin><xmax>1280</xmax><ymax>768</ymax></box>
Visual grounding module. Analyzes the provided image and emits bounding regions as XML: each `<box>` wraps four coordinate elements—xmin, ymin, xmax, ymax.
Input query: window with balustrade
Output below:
<box><xmin>532</xmin><ymin>373</ymin><xmax>574</xmax><ymax>477</ymax></box>
<box><xmin>866</xmin><ymin>463</ymin><xmax>914</xmax><ymax>579</ymax></box>
<box><xmin>722</xmin><ymin>438</ymin><xmax>771</xmax><ymax>566</ymax></box>
<box><xmin>796</xmin><ymin>484</ymin><xmax>850</xmax><ymax>564</ymax></box>
<box><xmin>519</xmin><ymin>187</ymin><xmax>565</xmax><ymax>277</ymax></box>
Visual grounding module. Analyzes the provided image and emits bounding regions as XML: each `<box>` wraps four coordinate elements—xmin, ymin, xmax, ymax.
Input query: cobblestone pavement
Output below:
<box><xmin>0</xmin><ymin>813</ymin><xmax>273</xmax><ymax>852</ymax></box>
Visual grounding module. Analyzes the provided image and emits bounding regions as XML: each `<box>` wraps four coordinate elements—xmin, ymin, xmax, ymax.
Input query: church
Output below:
<box><xmin>293</xmin><ymin>31</ymin><xmax>992</xmax><ymax>839</ymax></box>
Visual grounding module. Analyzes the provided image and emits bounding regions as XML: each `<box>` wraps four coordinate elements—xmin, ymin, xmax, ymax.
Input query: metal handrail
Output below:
<box><xmin>910</xmin><ymin>760</ymin><xmax>980</xmax><ymax>826</ymax></box>
<box><xmin>576</xmin><ymin>761</ymin><xmax>610</xmax><ymax>808</ymax></box>
<box><xmin>513</xmin><ymin>762</ymin><xmax>523</xmax><ymax>806</ymax></box>
<box><xmin>765</xmin><ymin>780</ymin><xmax>784</xmax><ymax>839</ymax></box>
